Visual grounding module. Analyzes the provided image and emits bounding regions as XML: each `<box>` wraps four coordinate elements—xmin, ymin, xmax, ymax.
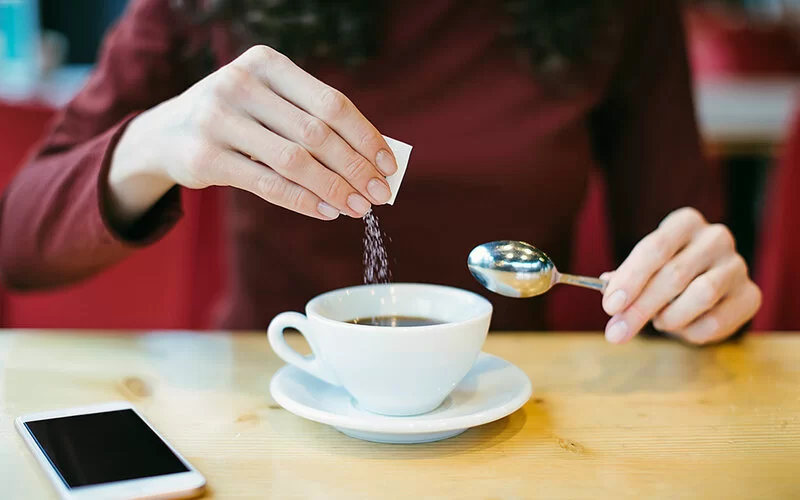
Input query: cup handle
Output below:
<box><xmin>267</xmin><ymin>312</ymin><xmax>340</xmax><ymax>386</ymax></box>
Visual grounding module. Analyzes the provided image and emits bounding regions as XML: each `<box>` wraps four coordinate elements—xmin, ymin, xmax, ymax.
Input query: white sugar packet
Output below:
<box><xmin>383</xmin><ymin>135</ymin><xmax>412</xmax><ymax>205</ymax></box>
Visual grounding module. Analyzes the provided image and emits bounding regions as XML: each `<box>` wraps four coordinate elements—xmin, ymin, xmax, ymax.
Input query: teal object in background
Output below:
<box><xmin>0</xmin><ymin>0</ymin><xmax>41</xmax><ymax>99</ymax></box>
<box><xmin>40</xmin><ymin>0</ymin><xmax>127</xmax><ymax>64</ymax></box>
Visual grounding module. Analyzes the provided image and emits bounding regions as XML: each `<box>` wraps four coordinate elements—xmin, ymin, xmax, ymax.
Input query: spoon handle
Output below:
<box><xmin>556</xmin><ymin>273</ymin><xmax>608</xmax><ymax>293</ymax></box>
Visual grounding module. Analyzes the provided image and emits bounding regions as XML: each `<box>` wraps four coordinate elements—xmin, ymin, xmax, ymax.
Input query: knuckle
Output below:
<box><xmin>677</xmin><ymin>206</ymin><xmax>705</xmax><ymax>225</ymax></box>
<box><xmin>709</xmin><ymin>223</ymin><xmax>735</xmax><ymax>251</ymax></box>
<box><xmin>322</xmin><ymin>175</ymin><xmax>347</xmax><ymax>201</ymax></box>
<box><xmin>278</xmin><ymin>144</ymin><xmax>306</xmax><ymax>171</ymax></box>
<box><xmin>185</xmin><ymin>143</ymin><xmax>220</xmax><ymax>185</ymax></box>
<box><xmin>341</xmin><ymin>155</ymin><xmax>370</xmax><ymax>179</ymax></box>
<box><xmin>357</xmin><ymin>129</ymin><xmax>382</xmax><ymax>152</ymax></box>
<box><xmin>627</xmin><ymin>303</ymin><xmax>651</xmax><ymax>326</ymax></box>
<box><xmin>644</xmin><ymin>233</ymin><xmax>670</xmax><ymax>262</ymax></box>
<box><xmin>732</xmin><ymin>254</ymin><xmax>749</xmax><ymax>276</ymax></box>
<box><xmin>285</xmin><ymin>184</ymin><xmax>307</xmax><ymax>211</ymax></box>
<box><xmin>246</xmin><ymin>45</ymin><xmax>283</xmax><ymax>66</ymax></box>
<box><xmin>693</xmin><ymin>275</ymin><xmax>722</xmax><ymax>309</ymax></box>
<box><xmin>751</xmin><ymin>283</ymin><xmax>763</xmax><ymax>309</ymax></box>
<box><xmin>318</xmin><ymin>88</ymin><xmax>349</xmax><ymax>121</ymax></box>
<box><xmin>246</xmin><ymin>44</ymin><xmax>273</xmax><ymax>59</ymax></box>
<box><xmin>661</xmin><ymin>206</ymin><xmax>698</xmax><ymax>227</ymax></box>
<box><xmin>213</xmin><ymin>66</ymin><xmax>252</xmax><ymax>101</ymax></box>
<box><xmin>662</xmin><ymin>260</ymin><xmax>692</xmax><ymax>293</ymax></box>
<box><xmin>236</xmin><ymin>45</ymin><xmax>291</xmax><ymax>79</ymax></box>
<box><xmin>192</xmin><ymin>101</ymin><xmax>227</xmax><ymax>136</ymax></box>
<box><xmin>300</xmin><ymin>117</ymin><xmax>329</xmax><ymax>148</ymax></box>
<box><xmin>256</xmin><ymin>174</ymin><xmax>284</xmax><ymax>200</ymax></box>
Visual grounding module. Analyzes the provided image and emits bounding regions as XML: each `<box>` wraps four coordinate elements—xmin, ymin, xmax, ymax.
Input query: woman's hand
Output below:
<box><xmin>109</xmin><ymin>45</ymin><xmax>397</xmax><ymax>225</ymax></box>
<box><xmin>601</xmin><ymin>207</ymin><xmax>762</xmax><ymax>345</ymax></box>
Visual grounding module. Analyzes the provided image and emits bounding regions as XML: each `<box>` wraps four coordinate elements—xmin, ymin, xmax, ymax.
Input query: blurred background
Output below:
<box><xmin>1</xmin><ymin>0</ymin><xmax>799</xmax><ymax>331</ymax></box>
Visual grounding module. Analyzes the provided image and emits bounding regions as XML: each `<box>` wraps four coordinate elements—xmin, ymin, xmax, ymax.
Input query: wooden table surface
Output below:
<box><xmin>1</xmin><ymin>331</ymin><xmax>799</xmax><ymax>499</ymax></box>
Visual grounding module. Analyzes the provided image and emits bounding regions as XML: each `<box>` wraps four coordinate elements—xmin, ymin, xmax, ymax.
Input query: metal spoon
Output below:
<box><xmin>467</xmin><ymin>240</ymin><xmax>608</xmax><ymax>298</ymax></box>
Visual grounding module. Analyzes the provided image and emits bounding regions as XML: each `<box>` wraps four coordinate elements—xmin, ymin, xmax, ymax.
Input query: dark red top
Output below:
<box><xmin>0</xmin><ymin>0</ymin><xmax>721</xmax><ymax>330</ymax></box>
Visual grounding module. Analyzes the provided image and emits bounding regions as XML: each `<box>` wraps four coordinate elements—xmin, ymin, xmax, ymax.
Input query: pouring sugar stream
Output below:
<box><xmin>361</xmin><ymin>136</ymin><xmax>412</xmax><ymax>285</ymax></box>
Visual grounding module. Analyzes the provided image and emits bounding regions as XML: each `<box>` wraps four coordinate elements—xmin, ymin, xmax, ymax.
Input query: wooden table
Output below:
<box><xmin>2</xmin><ymin>331</ymin><xmax>800</xmax><ymax>499</ymax></box>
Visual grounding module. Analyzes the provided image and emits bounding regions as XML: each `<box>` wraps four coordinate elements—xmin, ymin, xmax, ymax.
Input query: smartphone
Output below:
<box><xmin>15</xmin><ymin>401</ymin><xmax>206</xmax><ymax>500</ymax></box>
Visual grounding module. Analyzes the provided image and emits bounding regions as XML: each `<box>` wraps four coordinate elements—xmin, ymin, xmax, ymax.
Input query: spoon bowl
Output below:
<box><xmin>467</xmin><ymin>240</ymin><xmax>606</xmax><ymax>298</ymax></box>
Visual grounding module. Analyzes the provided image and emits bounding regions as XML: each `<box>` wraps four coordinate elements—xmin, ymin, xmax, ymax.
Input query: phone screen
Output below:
<box><xmin>24</xmin><ymin>409</ymin><xmax>189</xmax><ymax>488</ymax></box>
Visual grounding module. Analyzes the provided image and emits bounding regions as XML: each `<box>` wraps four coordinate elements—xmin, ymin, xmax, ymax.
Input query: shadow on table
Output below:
<box><xmin>290</xmin><ymin>399</ymin><xmax>551</xmax><ymax>460</ymax></box>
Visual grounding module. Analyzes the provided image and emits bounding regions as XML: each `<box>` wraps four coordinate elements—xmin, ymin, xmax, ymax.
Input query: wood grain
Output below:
<box><xmin>2</xmin><ymin>331</ymin><xmax>799</xmax><ymax>499</ymax></box>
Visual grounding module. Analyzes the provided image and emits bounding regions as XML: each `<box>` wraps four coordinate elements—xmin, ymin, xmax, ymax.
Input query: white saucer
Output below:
<box><xmin>269</xmin><ymin>352</ymin><xmax>532</xmax><ymax>444</ymax></box>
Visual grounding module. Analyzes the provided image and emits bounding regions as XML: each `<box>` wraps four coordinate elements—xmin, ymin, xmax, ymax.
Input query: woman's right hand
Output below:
<box><xmin>109</xmin><ymin>45</ymin><xmax>398</xmax><ymax>225</ymax></box>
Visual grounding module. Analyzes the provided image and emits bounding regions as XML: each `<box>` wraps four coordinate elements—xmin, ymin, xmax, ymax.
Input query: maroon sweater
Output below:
<box><xmin>0</xmin><ymin>0</ymin><xmax>721</xmax><ymax>330</ymax></box>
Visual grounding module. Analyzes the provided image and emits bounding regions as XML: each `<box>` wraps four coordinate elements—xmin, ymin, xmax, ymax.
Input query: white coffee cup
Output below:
<box><xmin>267</xmin><ymin>283</ymin><xmax>492</xmax><ymax>416</ymax></box>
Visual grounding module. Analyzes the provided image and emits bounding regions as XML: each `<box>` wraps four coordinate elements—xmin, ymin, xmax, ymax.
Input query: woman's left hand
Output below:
<box><xmin>601</xmin><ymin>207</ymin><xmax>762</xmax><ymax>345</ymax></box>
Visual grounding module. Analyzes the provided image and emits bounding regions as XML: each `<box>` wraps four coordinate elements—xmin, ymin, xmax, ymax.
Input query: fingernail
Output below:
<box><xmin>605</xmin><ymin>289</ymin><xmax>627</xmax><ymax>315</ymax></box>
<box><xmin>367</xmin><ymin>178</ymin><xmax>391</xmax><ymax>204</ymax></box>
<box><xmin>376</xmin><ymin>149</ymin><xmax>397</xmax><ymax>176</ymax></box>
<box><xmin>347</xmin><ymin>193</ymin><xmax>371</xmax><ymax>216</ymax></box>
<box><xmin>317</xmin><ymin>202</ymin><xmax>340</xmax><ymax>220</ymax></box>
<box><xmin>606</xmin><ymin>320</ymin><xmax>629</xmax><ymax>344</ymax></box>
<box><xmin>599</xmin><ymin>272</ymin><xmax>611</xmax><ymax>281</ymax></box>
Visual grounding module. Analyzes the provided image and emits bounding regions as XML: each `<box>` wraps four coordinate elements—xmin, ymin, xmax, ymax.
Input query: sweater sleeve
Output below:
<box><xmin>590</xmin><ymin>0</ymin><xmax>724</xmax><ymax>263</ymax></box>
<box><xmin>0</xmin><ymin>0</ymin><xmax>197</xmax><ymax>290</ymax></box>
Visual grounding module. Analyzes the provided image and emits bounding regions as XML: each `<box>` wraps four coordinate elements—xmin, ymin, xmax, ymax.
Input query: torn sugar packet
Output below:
<box><xmin>382</xmin><ymin>136</ymin><xmax>412</xmax><ymax>205</ymax></box>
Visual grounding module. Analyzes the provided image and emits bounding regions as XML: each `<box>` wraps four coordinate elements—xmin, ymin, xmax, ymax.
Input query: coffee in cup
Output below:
<box><xmin>346</xmin><ymin>315</ymin><xmax>443</xmax><ymax>327</ymax></box>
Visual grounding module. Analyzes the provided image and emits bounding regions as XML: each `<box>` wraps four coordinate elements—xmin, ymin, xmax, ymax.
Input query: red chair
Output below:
<box><xmin>0</xmin><ymin>102</ymin><xmax>56</xmax><ymax>325</ymax></box>
<box><xmin>685</xmin><ymin>6</ymin><xmax>800</xmax><ymax>80</ymax></box>
<box><xmin>753</xmin><ymin>108</ymin><xmax>800</xmax><ymax>331</ymax></box>
<box><xmin>0</xmin><ymin>101</ymin><xmax>224</xmax><ymax>330</ymax></box>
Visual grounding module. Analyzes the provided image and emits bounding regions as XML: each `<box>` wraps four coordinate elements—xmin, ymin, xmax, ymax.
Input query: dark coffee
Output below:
<box><xmin>347</xmin><ymin>315</ymin><xmax>443</xmax><ymax>327</ymax></box>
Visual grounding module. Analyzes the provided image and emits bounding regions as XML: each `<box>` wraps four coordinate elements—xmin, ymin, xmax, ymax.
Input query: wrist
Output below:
<box><xmin>108</xmin><ymin>111</ymin><xmax>176</xmax><ymax>227</ymax></box>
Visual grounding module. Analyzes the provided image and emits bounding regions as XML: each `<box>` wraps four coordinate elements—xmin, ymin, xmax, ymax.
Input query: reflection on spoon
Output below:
<box><xmin>467</xmin><ymin>240</ymin><xmax>608</xmax><ymax>298</ymax></box>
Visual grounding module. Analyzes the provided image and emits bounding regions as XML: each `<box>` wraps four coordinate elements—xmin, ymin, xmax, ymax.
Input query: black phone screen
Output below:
<box><xmin>24</xmin><ymin>409</ymin><xmax>189</xmax><ymax>488</ymax></box>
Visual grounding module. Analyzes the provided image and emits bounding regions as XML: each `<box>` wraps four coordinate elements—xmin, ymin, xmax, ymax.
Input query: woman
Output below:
<box><xmin>0</xmin><ymin>0</ymin><xmax>761</xmax><ymax>343</ymax></box>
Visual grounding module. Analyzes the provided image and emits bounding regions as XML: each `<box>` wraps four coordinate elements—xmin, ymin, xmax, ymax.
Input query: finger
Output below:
<box><xmin>653</xmin><ymin>254</ymin><xmax>748</xmax><ymax>333</ymax></box>
<box><xmin>236</xmin><ymin>83</ymin><xmax>392</xmax><ymax>206</ymax></box>
<box><xmin>217</xmin><ymin>114</ymin><xmax>371</xmax><ymax>218</ymax></box>
<box><xmin>676</xmin><ymin>281</ymin><xmax>762</xmax><ymax>345</ymax></box>
<box><xmin>204</xmin><ymin>149</ymin><xmax>340</xmax><ymax>221</ymax></box>
<box><xmin>603</xmin><ymin>207</ymin><xmax>706</xmax><ymax>317</ymax></box>
<box><xmin>233</xmin><ymin>46</ymin><xmax>398</xmax><ymax>177</ymax></box>
<box><xmin>609</xmin><ymin>223</ymin><xmax>737</xmax><ymax>341</ymax></box>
